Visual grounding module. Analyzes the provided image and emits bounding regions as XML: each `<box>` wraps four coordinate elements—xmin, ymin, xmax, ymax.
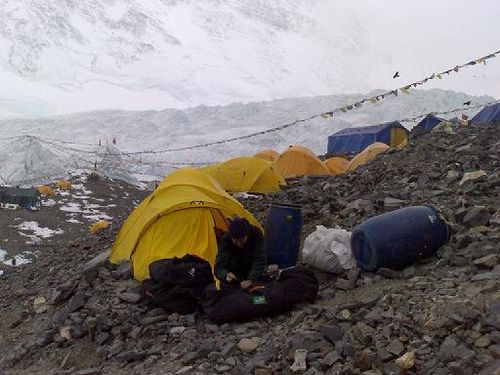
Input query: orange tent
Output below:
<box><xmin>254</xmin><ymin>149</ymin><xmax>279</xmax><ymax>162</ymax></box>
<box><xmin>325</xmin><ymin>157</ymin><xmax>349</xmax><ymax>175</ymax></box>
<box><xmin>346</xmin><ymin>142</ymin><xmax>390</xmax><ymax>172</ymax></box>
<box><xmin>275</xmin><ymin>145</ymin><xmax>331</xmax><ymax>178</ymax></box>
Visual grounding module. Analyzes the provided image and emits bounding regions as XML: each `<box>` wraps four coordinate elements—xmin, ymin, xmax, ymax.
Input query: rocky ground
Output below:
<box><xmin>0</xmin><ymin>124</ymin><xmax>499</xmax><ymax>375</ymax></box>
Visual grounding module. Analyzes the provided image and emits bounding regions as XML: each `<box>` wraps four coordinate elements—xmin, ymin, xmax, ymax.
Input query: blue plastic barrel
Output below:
<box><xmin>351</xmin><ymin>205</ymin><xmax>449</xmax><ymax>271</ymax></box>
<box><xmin>265</xmin><ymin>204</ymin><xmax>302</xmax><ymax>269</ymax></box>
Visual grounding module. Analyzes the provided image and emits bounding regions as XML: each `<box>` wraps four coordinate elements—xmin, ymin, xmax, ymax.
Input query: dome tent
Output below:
<box><xmin>254</xmin><ymin>149</ymin><xmax>279</xmax><ymax>162</ymax></box>
<box><xmin>110</xmin><ymin>168</ymin><xmax>261</xmax><ymax>281</ymax></box>
<box><xmin>324</xmin><ymin>156</ymin><xmax>349</xmax><ymax>175</ymax></box>
<box><xmin>346</xmin><ymin>142</ymin><xmax>390</xmax><ymax>172</ymax></box>
<box><xmin>202</xmin><ymin>156</ymin><xmax>285</xmax><ymax>194</ymax></box>
<box><xmin>275</xmin><ymin>145</ymin><xmax>331</xmax><ymax>178</ymax></box>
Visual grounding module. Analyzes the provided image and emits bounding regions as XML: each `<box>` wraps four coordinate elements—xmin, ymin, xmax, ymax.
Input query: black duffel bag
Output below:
<box><xmin>202</xmin><ymin>267</ymin><xmax>318</xmax><ymax>324</ymax></box>
<box><xmin>141</xmin><ymin>254</ymin><xmax>214</xmax><ymax>314</ymax></box>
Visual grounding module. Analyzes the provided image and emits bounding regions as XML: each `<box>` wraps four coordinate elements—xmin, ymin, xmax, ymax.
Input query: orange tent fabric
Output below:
<box><xmin>275</xmin><ymin>145</ymin><xmax>331</xmax><ymax>178</ymax></box>
<box><xmin>325</xmin><ymin>157</ymin><xmax>349</xmax><ymax>175</ymax></box>
<box><xmin>254</xmin><ymin>149</ymin><xmax>279</xmax><ymax>162</ymax></box>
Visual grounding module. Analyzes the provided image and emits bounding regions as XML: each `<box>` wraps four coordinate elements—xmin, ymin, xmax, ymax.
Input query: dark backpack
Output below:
<box><xmin>141</xmin><ymin>255</ymin><xmax>214</xmax><ymax>314</ymax></box>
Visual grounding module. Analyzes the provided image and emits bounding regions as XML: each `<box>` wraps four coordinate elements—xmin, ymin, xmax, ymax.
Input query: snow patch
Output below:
<box><xmin>0</xmin><ymin>248</ymin><xmax>34</xmax><ymax>267</ymax></box>
<box><xmin>14</xmin><ymin>221</ymin><xmax>63</xmax><ymax>238</ymax></box>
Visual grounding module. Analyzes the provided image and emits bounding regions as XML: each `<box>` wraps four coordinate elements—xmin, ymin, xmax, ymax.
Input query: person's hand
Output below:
<box><xmin>240</xmin><ymin>280</ymin><xmax>252</xmax><ymax>289</ymax></box>
<box><xmin>225</xmin><ymin>272</ymin><xmax>237</xmax><ymax>283</ymax></box>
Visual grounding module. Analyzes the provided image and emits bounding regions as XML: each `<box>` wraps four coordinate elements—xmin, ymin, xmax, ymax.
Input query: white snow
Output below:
<box><xmin>14</xmin><ymin>221</ymin><xmax>63</xmax><ymax>238</ymax></box>
<box><xmin>0</xmin><ymin>248</ymin><xmax>33</xmax><ymax>267</ymax></box>
<box><xmin>42</xmin><ymin>198</ymin><xmax>57</xmax><ymax>207</ymax></box>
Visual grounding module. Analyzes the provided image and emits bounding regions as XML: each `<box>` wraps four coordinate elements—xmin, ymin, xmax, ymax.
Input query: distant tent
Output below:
<box><xmin>0</xmin><ymin>187</ymin><xmax>41</xmax><ymax>209</ymax></box>
<box><xmin>254</xmin><ymin>149</ymin><xmax>280</xmax><ymax>162</ymax></box>
<box><xmin>327</xmin><ymin>121</ymin><xmax>409</xmax><ymax>156</ymax></box>
<box><xmin>412</xmin><ymin>114</ymin><xmax>445</xmax><ymax>137</ymax></box>
<box><xmin>346</xmin><ymin>142</ymin><xmax>390</xmax><ymax>172</ymax></box>
<box><xmin>56</xmin><ymin>179</ymin><xmax>72</xmax><ymax>190</ymax></box>
<box><xmin>276</xmin><ymin>145</ymin><xmax>331</xmax><ymax>178</ymax></box>
<box><xmin>471</xmin><ymin>102</ymin><xmax>500</xmax><ymax>124</ymax></box>
<box><xmin>37</xmin><ymin>185</ymin><xmax>55</xmax><ymax>196</ymax></box>
<box><xmin>109</xmin><ymin>168</ymin><xmax>261</xmax><ymax>281</ymax></box>
<box><xmin>202</xmin><ymin>157</ymin><xmax>285</xmax><ymax>194</ymax></box>
<box><xmin>324</xmin><ymin>157</ymin><xmax>349</xmax><ymax>175</ymax></box>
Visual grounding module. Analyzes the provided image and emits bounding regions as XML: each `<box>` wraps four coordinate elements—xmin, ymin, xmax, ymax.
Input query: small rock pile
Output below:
<box><xmin>0</xmin><ymin>124</ymin><xmax>498</xmax><ymax>374</ymax></box>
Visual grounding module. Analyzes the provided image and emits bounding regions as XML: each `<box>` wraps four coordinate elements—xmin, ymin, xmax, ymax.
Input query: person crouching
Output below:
<box><xmin>215</xmin><ymin>217</ymin><xmax>266</xmax><ymax>289</ymax></box>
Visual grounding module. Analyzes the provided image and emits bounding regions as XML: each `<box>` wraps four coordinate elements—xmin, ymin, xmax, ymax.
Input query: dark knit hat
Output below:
<box><xmin>229</xmin><ymin>217</ymin><xmax>250</xmax><ymax>239</ymax></box>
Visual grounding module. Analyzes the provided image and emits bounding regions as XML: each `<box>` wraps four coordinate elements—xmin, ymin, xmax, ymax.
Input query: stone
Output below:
<box><xmin>384</xmin><ymin>197</ymin><xmax>406</xmax><ymax>208</ymax></box>
<box><xmin>386</xmin><ymin>339</ymin><xmax>405</xmax><ymax>356</ymax></box>
<box><xmin>395</xmin><ymin>351</ymin><xmax>415</xmax><ymax>370</ymax></box>
<box><xmin>116</xmin><ymin>350</ymin><xmax>147</xmax><ymax>362</ymax></box>
<box><xmin>459</xmin><ymin>170</ymin><xmax>487</xmax><ymax>186</ymax></box>
<box><xmin>438</xmin><ymin>336</ymin><xmax>457</xmax><ymax>361</ymax></box>
<box><xmin>237</xmin><ymin>338</ymin><xmax>258</xmax><ymax>353</ymax></box>
<box><xmin>320</xmin><ymin>351</ymin><xmax>340</xmax><ymax>366</ymax></box>
<box><xmin>59</xmin><ymin>326</ymin><xmax>72</xmax><ymax>340</ymax></box>
<box><xmin>337</xmin><ymin>309</ymin><xmax>352</xmax><ymax>321</ymax></box>
<box><xmin>140</xmin><ymin>315</ymin><xmax>169</xmax><ymax>325</ymax></box>
<box><xmin>321</xmin><ymin>324</ymin><xmax>344</xmax><ymax>344</ymax></box>
<box><xmin>119</xmin><ymin>292</ymin><xmax>141</xmax><ymax>303</ymax></box>
<box><xmin>490</xmin><ymin>345</ymin><xmax>500</xmax><ymax>358</ymax></box>
<box><xmin>463</xmin><ymin>206</ymin><xmax>491</xmax><ymax>228</ymax></box>
<box><xmin>473</xmin><ymin>254</ymin><xmax>498</xmax><ymax>268</ymax></box>
<box><xmin>33</xmin><ymin>296</ymin><xmax>47</xmax><ymax>314</ymax></box>
<box><xmin>474</xmin><ymin>334</ymin><xmax>491</xmax><ymax>348</ymax></box>
<box><xmin>82</xmin><ymin>249</ymin><xmax>112</xmax><ymax>284</ymax></box>
<box><xmin>290</xmin><ymin>349</ymin><xmax>307</xmax><ymax>372</ymax></box>
<box><xmin>351</xmin><ymin>323</ymin><xmax>375</xmax><ymax>346</ymax></box>
<box><xmin>170</xmin><ymin>326</ymin><xmax>186</xmax><ymax>336</ymax></box>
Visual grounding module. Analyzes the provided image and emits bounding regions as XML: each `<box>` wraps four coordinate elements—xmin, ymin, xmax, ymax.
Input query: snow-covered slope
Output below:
<box><xmin>0</xmin><ymin>136</ymin><xmax>81</xmax><ymax>184</ymax></box>
<box><xmin>0</xmin><ymin>0</ymin><xmax>373</xmax><ymax>117</ymax></box>
<box><xmin>0</xmin><ymin>89</ymin><xmax>493</xmax><ymax>185</ymax></box>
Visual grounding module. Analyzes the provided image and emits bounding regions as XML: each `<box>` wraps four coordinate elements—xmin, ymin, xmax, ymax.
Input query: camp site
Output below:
<box><xmin>0</xmin><ymin>2</ymin><xmax>499</xmax><ymax>374</ymax></box>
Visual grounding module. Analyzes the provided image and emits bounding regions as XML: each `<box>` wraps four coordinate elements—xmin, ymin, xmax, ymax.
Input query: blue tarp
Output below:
<box><xmin>414</xmin><ymin>114</ymin><xmax>444</xmax><ymax>133</ymax></box>
<box><xmin>471</xmin><ymin>103</ymin><xmax>500</xmax><ymax>124</ymax></box>
<box><xmin>327</xmin><ymin>121</ymin><xmax>408</xmax><ymax>155</ymax></box>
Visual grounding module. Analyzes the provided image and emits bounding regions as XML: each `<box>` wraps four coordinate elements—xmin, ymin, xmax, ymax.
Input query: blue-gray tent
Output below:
<box><xmin>471</xmin><ymin>103</ymin><xmax>500</xmax><ymax>124</ymax></box>
<box><xmin>414</xmin><ymin>114</ymin><xmax>444</xmax><ymax>133</ymax></box>
<box><xmin>327</xmin><ymin>121</ymin><xmax>409</xmax><ymax>156</ymax></box>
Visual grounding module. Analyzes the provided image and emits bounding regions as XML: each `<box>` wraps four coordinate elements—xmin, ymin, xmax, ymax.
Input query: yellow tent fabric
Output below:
<box><xmin>56</xmin><ymin>180</ymin><xmax>72</xmax><ymax>190</ymax></box>
<box><xmin>276</xmin><ymin>145</ymin><xmax>331</xmax><ymax>178</ymax></box>
<box><xmin>346</xmin><ymin>142</ymin><xmax>390</xmax><ymax>172</ymax></box>
<box><xmin>325</xmin><ymin>157</ymin><xmax>349</xmax><ymax>175</ymax></box>
<box><xmin>254</xmin><ymin>149</ymin><xmax>279</xmax><ymax>162</ymax></box>
<box><xmin>389</xmin><ymin>127</ymin><xmax>409</xmax><ymax>147</ymax></box>
<box><xmin>109</xmin><ymin>168</ymin><xmax>261</xmax><ymax>281</ymax></box>
<box><xmin>37</xmin><ymin>185</ymin><xmax>55</xmax><ymax>196</ymax></box>
<box><xmin>90</xmin><ymin>220</ymin><xmax>110</xmax><ymax>234</ymax></box>
<box><xmin>203</xmin><ymin>157</ymin><xmax>285</xmax><ymax>194</ymax></box>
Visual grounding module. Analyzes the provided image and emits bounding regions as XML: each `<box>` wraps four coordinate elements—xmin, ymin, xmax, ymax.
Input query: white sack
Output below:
<box><xmin>302</xmin><ymin>225</ymin><xmax>356</xmax><ymax>274</ymax></box>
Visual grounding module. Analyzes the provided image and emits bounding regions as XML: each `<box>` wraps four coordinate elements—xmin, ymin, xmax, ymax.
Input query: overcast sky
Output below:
<box><xmin>315</xmin><ymin>0</ymin><xmax>500</xmax><ymax>98</ymax></box>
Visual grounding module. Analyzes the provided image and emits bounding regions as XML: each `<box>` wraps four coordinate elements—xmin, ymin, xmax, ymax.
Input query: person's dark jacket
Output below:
<box><xmin>214</xmin><ymin>225</ymin><xmax>266</xmax><ymax>282</ymax></box>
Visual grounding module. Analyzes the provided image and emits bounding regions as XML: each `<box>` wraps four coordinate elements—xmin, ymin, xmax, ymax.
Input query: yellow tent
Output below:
<box><xmin>324</xmin><ymin>157</ymin><xmax>349</xmax><ymax>175</ymax></box>
<box><xmin>56</xmin><ymin>180</ymin><xmax>72</xmax><ymax>190</ymax></box>
<box><xmin>346</xmin><ymin>142</ymin><xmax>390</xmax><ymax>172</ymax></box>
<box><xmin>254</xmin><ymin>149</ymin><xmax>280</xmax><ymax>162</ymax></box>
<box><xmin>276</xmin><ymin>145</ymin><xmax>331</xmax><ymax>178</ymax></box>
<box><xmin>37</xmin><ymin>185</ymin><xmax>55</xmax><ymax>196</ymax></box>
<box><xmin>202</xmin><ymin>157</ymin><xmax>285</xmax><ymax>194</ymax></box>
<box><xmin>109</xmin><ymin>168</ymin><xmax>261</xmax><ymax>281</ymax></box>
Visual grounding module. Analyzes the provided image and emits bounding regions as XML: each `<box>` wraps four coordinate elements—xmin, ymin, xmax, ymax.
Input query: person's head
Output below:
<box><xmin>228</xmin><ymin>217</ymin><xmax>250</xmax><ymax>248</ymax></box>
